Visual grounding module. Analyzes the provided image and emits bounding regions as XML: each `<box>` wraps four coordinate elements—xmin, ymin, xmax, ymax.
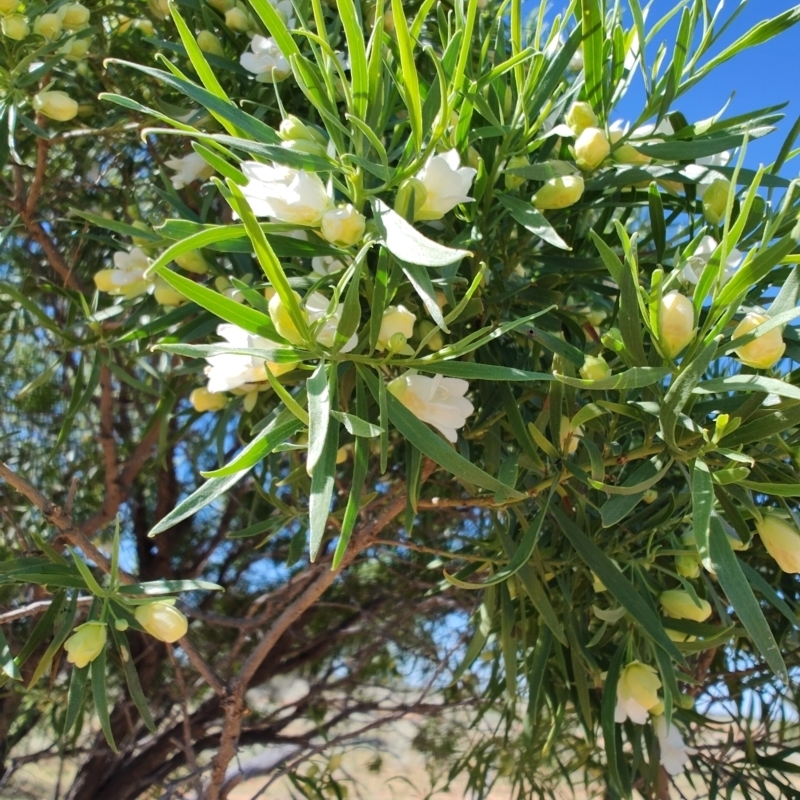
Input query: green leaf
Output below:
<box><xmin>306</xmin><ymin>362</ymin><xmax>331</xmax><ymax>475</ymax></box>
<box><xmin>91</xmin><ymin>648</ymin><xmax>117</xmax><ymax>752</ymax></box>
<box><xmin>601</xmin><ymin>641</ymin><xmax>628</xmax><ymax>798</ymax></box>
<box><xmin>399</xmin><ymin>259</ymin><xmax>447</xmax><ymax>331</ymax></box>
<box><xmin>551</xmin><ymin>507</ymin><xmax>685</xmax><ymax>664</ymax></box>
<box><xmin>694</xmin><ymin>375</ymin><xmax>800</xmax><ymax>402</ymax></box>
<box><xmin>371</xmin><ymin>199</ymin><xmax>472</xmax><ymax>267</ymax></box>
<box><xmin>416</xmin><ymin>362</ymin><xmax>551</xmax><ymax>382</ymax></box>
<box><xmin>0</xmin><ymin>628</ymin><xmax>21</xmax><ymax>681</ymax></box>
<box><xmin>337</xmin><ymin>0</ymin><xmax>368</xmax><ymax>119</ymax></box>
<box><xmin>692</xmin><ymin>459</ymin><xmax>714</xmax><ymax>562</ymax></box>
<box><xmin>449</xmin><ymin>584</ymin><xmax>496</xmax><ymax>684</ymax></box>
<box><xmin>330</xmin><ymin>410</ymin><xmax>383</xmax><ymax>438</ymax></box>
<box><xmin>497</xmin><ymin>194</ymin><xmax>570</xmax><ymax>250</ymax></box>
<box><xmin>148</xmin><ymin>469</ymin><xmax>250</xmax><ymax>537</ymax></box>
<box><xmin>119</xmin><ymin>579</ymin><xmax>223</xmax><ymax>595</ymax></box>
<box><xmin>110</xmin><ymin>628</ymin><xmax>156</xmax><ymax>731</ymax></box>
<box><xmin>580</xmin><ymin>0</ymin><xmax>605</xmax><ymax>117</ymax></box>
<box><xmin>709</xmin><ymin>514</ymin><xmax>787</xmax><ymax>681</ymax></box>
<box><xmin>27</xmin><ymin>593</ymin><xmax>78</xmax><ymax>688</ymax></box>
<box><xmin>309</xmin><ymin>368</ymin><xmax>339</xmax><ymax>562</ymax></box>
<box><xmin>554</xmin><ymin>366</ymin><xmax>669</xmax><ymax>391</ymax></box>
<box><xmin>13</xmin><ymin>591</ymin><xmax>65</xmax><ymax>670</ymax></box>
<box><xmin>63</xmin><ymin>663</ymin><xmax>90</xmax><ymax>736</ymax></box>
<box><xmin>599</xmin><ymin>460</ymin><xmax>659</xmax><ymax>527</ymax></box>
<box><xmin>390</xmin><ymin>0</ymin><xmax>423</xmax><ymax>147</ymax></box>
<box><xmin>71</xmin><ymin>209</ymin><xmax>160</xmax><ymax>241</ymax></box>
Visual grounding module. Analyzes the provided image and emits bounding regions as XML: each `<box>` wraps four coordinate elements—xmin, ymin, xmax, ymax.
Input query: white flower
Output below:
<box><xmin>312</xmin><ymin>255</ymin><xmax>348</xmax><ymax>276</ymax></box>
<box><xmin>240</xmin><ymin>35</ymin><xmax>291</xmax><ymax>83</ymax></box>
<box><xmin>681</xmin><ymin>236</ymin><xmax>743</xmax><ymax>285</ymax></box>
<box><xmin>305</xmin><ymin>292</ymin><xmax>357</xmax><ymax>352</ymax></box>
<box><xmin>682</xmin><ymin>151</ymin><xmax>730</xmax><ymax>198</ymax></box>
<box><xmin>269</xmin><ymin>0</ymin><xmax>295</xmax><ymax>28</ymax></box>
<box><xmin>614</xmin><ymin>661</ymin><xmax>662</xmax><ymax>725</ymax></box>
<box><xmin>204</xmin><ymin>324</ymin><xmax>294</xmax><ymax>393</ymax></box>
<box><xmin>320</xmin><ymin>204</ymin><xmax>366</xmax><ymax>247</ymax></box>
<box><xmin>654</xmin><ymin>716</ymin><xmax>695</xmax><ymax>775</ymax></box>
<box><xmin>165</xmin><ymin>152</ymin><xmax>214</xmax><ymax>190</ymax></box>
<box><xmin>387</xmin><ymin>373</ymin><xmax>474</xmax><ymax>443</ymax></box>
<box><xmin>413</xmin><ymin>149</ymin><xmax>477</xmax><ymax>220</ymax></box>
<box><xmin>241</xmin><ymin>162</ymin><xmax>332</xmax><ymax>226</ymax></box>
<box><xmin>93</xmin><ymin>247</ymin><xmax>153</xmax><ymax>298</ymax></box>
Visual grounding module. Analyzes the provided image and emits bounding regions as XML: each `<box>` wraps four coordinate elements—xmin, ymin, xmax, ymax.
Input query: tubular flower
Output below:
<box><xmin>94</xmin><ymin>247</ymin><xmax>153</xmax><ymax>298</ymax></box>
<box><xmin>240</xmin><ymin>35</ymin><xmax>291</xmax><ymax>82</ymax></box>
<box><xmin>321</xmin><ymin>204</ymin><xmax>366</xmax><ymax>247</ymax></box>
<box><xmin>412</xmin><ymin>149</ymin><xmax>477</xmax><ymax>221</ymax></box>
<box><xmin>756</xmin><ymin>514</ymin><xmax>800</xmax><ymax>573</ymax></box>
<box><xmin>241</xmin><ymin>162</ymin><xmax>331</xmax><ymax>226</ymax></box>
<box><xmin>33</xmin><ymin>13</ymin><xmax>62</xmax><ymax>39</ymax></box>
<box><xmin>654</xmin><ymin>716</ymin><xmax>695</xmax><ymax>775</ymax></box>
<box><xmin>702</xmin><ymin>178</ymin><xmax>732</xmax><ymax>225</ymax></box>
<box><xmin>614</xmin><ymin>661</ymin><xmax>662</xmax><ymax>724</ymax></box>
<box><xmin>681</xmin><ymin>235</ymin><xmax>742</xmax><ymax>286</ymax></box>
<box><xmin>733</xmin><ymin>312</ymin><xmax>785</xmax><ymax>370</ymax></box>
<box><xmin>165</xmin><ymin>152</ymin><xmax>214</xmax><ymax>190</ymax></box>
<box><xmin>61</xmin><ymin>2</ymin><xmax>90</xmax><ymax>28</ymax></box>
<box><xmin>135</xmin><ymin>602</ymin><xmax>188</xmax><ymax>643</ymax></box>
<box><xmin>659</xmin><ymin>291</ymin><xmax>695</xmax><ymax>359</ymax></box>
<box><xmin>388</xmin><ymin>373</ymin><xmax>474</xmax><ymax>443</ymax></box>
<box><xmin>204</xmin><ymin>323</ymin><xmax>296</xmax><ymax>393</ymax></box>
<box><xmin>1</xmin><ymin>14</ymin><xmax>29</xmax><ymax>40</ymax></box>
<box><xmin>660</xmin><ymin>590</ymin><xmax>712</xmax><ymax>622</ymax></box>
<box><xmin>64</xmin><ymin>622</ymin><xmax>107</xmax><ymax>668</ymax></box>
<box><xmin>33</xmin><ymin>90</ymin><xmax>78</xmax><ymax>121</ymax></box>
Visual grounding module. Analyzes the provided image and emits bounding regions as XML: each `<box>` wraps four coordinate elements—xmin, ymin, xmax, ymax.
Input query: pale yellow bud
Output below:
<box><xmin>2</xmin><ymin>14</ymin><xmax>29</xmax><ymax>40</ymax></box>
<box><xmin>196</xmin><ymin>29</ymin><xmax>224</xmax><ymax>56</ymax></box>
<box><xmin>532</xmin><ymin>175</ymin><xmax>584</xmax><ymax>211</ymax></box>
<box><xmin>64</xmin><ymin>36</ymin><xmax>90</xmax><ymax>58</ymax></box>
<box><xmin>702</xmin><ymin>179</ymin><xmax>731</xmax><ymax>226</ymax></box>
<box><xmin>63</xmin><ymin>622</ymin><xmax>107</xmax><ymax>668</ymax></box>
<box><xmin>675</xmin><ymin>554</ymin><xmax>699</xmax><ymax>579</ymax></box>
<box><xmin>243</xmin><ymin>388</ymin><xmax>258</xmax><ymax>412</ymax></box>
<box><xmin>377</xmin><ymin>305</ymin><xmax>415</xmax><ymax>351</ymax></box>
<box><xmin>33</xmin><ymin>90</ymin><xmax>78</xmax><ymax>122</ymax></box>
<box><xmin>642</xmin><ymin>489</ymin><xmax>658</xmax><ymax>504</ymax></box>
<box><xmin>321</xmin><ymin>204</ymin><xmax>366</xmax><ymax>248</ymax></box>
<box><xmin>190</xmin><ymin>387</ymin><xmax>227</xmax><ymax>412</ymax></box>
<box><xmin>0</xmin><ymin>0</ymin><xmax>19</xmax><ymax>13</ymax></box>
<box><xmin>335</xmin><ymin>445</ymin><xmax>349</xmax><ymax>464</ymax></box>
<box><xmin>659</xmin><ymin>291</ymin><xmax>695</xmax><ymax>359</ymax></box>
<box><xmin>756</xmin><ymin>515</ymin><xmax>800</xmax><ymax>573</ymax></box>
<box><xmin>579</xmin><ymin>355</ymin><xmax>610</xmax><ymax>381</ymax></box>
<box><xmin>504</xmin><ymin>154</ymin><xmax>529</xmax><ymax>191</ymax></box>
<box><xmin>268</xmin><ymin>291</ymin><xmax>306</xmax><ymax>345</ymax></box>
<box><xmin>224</xmin><ymin>6</ymin><xmax>249</xmax><ymax>31</ymax></box>
<box><xmin>733</xmin><ymin>312</ymin><xmax>785</xmax><ymax>370</ymax></box>
<box><xmin>574</xmin><ymin>127</ymin><xmax>610</xmax><ymax>171</ymax></box>
<box><xmin>154</xmin><ymin>278</ymin><xmax>188</xmax><ymax>307</ymax></box>
<box><xmin>60</xmin><ymin>2</ymin><xmax>90</xmax><ymax>29</ymax></box>
<box><xmin>660</xmin><ymin>590</ymin><xmax>712</xmax><ymax>622</ymax></box>
<box><xmin>613</xmin><ymin>142</ymin><xmax>651</xmax><ymax>166</ymax></box>
<box><xmin>135</xmin><ymin>602</ymin><xmax>188</xmax><ymax>643</ymax></box>
<box><xmin>418</xmin><ymin>320</ymin><xmax>444</xmax><ymax>351</ymax></box>
<box><xmin>565</xmin><ymin>101</ymin><xmax>597</xmax><ymax>136</ymax></box>
<box><xmin>174</xmin><ymin>250</ymin><xmax>209</xmax><ymax>274</ymax></box>
<box><xmin>34</xmin><ymin>13</ymin><xmax>62</xmax><ymax>39</ymax></box>
<box><xmin>618</xmin><ymin>661</ymin><xmax>661</xmax><ymax>712</ymax></box>
<box><xmin>115</xmin><ymin>618</ymin><xmax>129</xmax><ymax>631</ymax></box>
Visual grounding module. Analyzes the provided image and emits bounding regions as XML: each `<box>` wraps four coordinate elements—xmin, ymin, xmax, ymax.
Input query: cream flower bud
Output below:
<box><xmin>64</xmin><ymin>622</ymin><xmax>107</xmax><ymax>668</ymax></box>
<box><xmin>190</xmin><ymin>387</ymin><xmax>227</xmax><ymax>412</ymax></box>
<box><xmin>733</xmin><ymin>312</ymin><xmax>785</xmax><ymax>370</ymax></box>
<box><xmin>2</xmin><ymin>14</ymin><xmax>29</xmax><ymax>40</ymax></box>
<box><xmin>675</xmin><ymin>554</ymin><xmax>700</xmax><ymax>579</ymax></box>
<box><xmin>61</xmin><ymin>2</ymin><xmax>90</xmax><ymax>28</ymax></box>
<box><xmin>756</xmin><ymin>514</ymin><xmax>800</xmax><ymax>573</ymax></box>
<box><xmin>418</xmin><ymin>320</ymin><xmax>444</xmax><ymax>351</ymax></box>
<box><xmin>614</xmin><ymin>661</ymin><xmax>662</xmax><ymax>724</ymax></box>
<box><xmin>64</xmin><ymin>36</ymin><xmax>90</xmax><ymax>59</ymax></box>
<box><xmin>0</xmin><ymin>0</ymin><xmax>19</xmax><ymax>12</ymax></box>
<box><xmin>174</xmin><ymin>250</ymin><xmax>209</xmax><ymax>274</ymax></box>
<box><xmin>413</xmin><ymin>149</ymin><xmax>477</xmax><ymax>221</ymax></box>
<box><xmin>642</xmin><ymin>489</ymin><xmax>658</xmax><ymax>505</ymax></box>
<box><xmin>154</xmin><ymin>277</ymin><xmax>188</xmax><ymax>307</ymax></box>
<box><xmin>613</xmin><ymin>141</ymin><xmax>651</xmax><ymax>166</ymax></box>
<box><xmin>336</xmin><ymin>445</ymin><xmax>349</xmax><ymax>464</ymax></box>
<box><xmin>377</xmin><ymin>305</ymin><xmax>416</xmax><ymax>351</ymax></box>
<box><xmin>241</xmin><ymin>162</ymin><xmax>331</xmax><ymax>225</ymax></box>
<box><xmin>659</xmin><ymin>291</ymin><xmax>695</xmax><ymax>359</ymax></box>
<box><xmin>660</xmin><ymin>590</ymin><xmax>712</xmax><ymax>622</ymax></box>
<box><xmin>388</xmin><ymin>373</ymin><xmax>474</xmax><ymax>443</ymax></box>
<box><xmin>33</xmin><ymin>90</ymin><xmax>78</xmax><ymax>122</ymax></box>
<box><xmin>279</xmin><ymin>116</ymin><xmax>325</xmax><ymax>146</ymax></box>
<box><xmin>532</xmin><ymin>175</ymin><xmax>584</xmax><ymax>210</ymax></box>
<box><xmin>566</xmin><ymin>102</ymin><xmax>597</xmax><ymax>136</ymax></box>
<box><xmin>321</xmin><ymin>204</ymin><xmax>366</xmax><ymax>247</ymax></box>
<box><xmin>504</xmin><ymin>154</ymin><xmax>529</xmax><ymax>191</ymax></box>
<box><xmin>580</xmin><ymin>355</ymin><xmax>610</xmax><ymax>381</ymax></box>
<box><xmin>196</xmin><ymin>30</ymin><xmax>224</xmax><ymax>56</ymax></box>
<box><xmin>34</xmin><ymin>12</ymin><xmax>62</xmax><ymax>39</ymax></box>
<box><xmin>224</xmin><ymin>6</ymin><xmax>250</xmax><ymax>31</ymax></box>
<box><xmin>135</xmin><ymin>602</ymin><xmax>189</xmax><ymax>643</ymax></box>
<box><xmin>702</xmin><ymin>178</ymin><xmax>731</xmax><ymax>225</ymax></box>
<box><xmin>268</xmin><ymin>291</ymin><xmax>305</xmax><ymax>345</ymax></box>
<box><xmin>574</xmin><ymin>127</ymin><xmax>610</xmax><ymax>171</ymax></box>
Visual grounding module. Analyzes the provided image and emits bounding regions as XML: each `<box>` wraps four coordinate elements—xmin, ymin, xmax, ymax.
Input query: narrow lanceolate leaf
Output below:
<box><xmin>497</xmin><ymin>194</ymin><xmax>570</xmax><ymax>250</ymax></box>
<box><xmin>390</xmin><ymin>0</ymin><xmax>423</xmax><ymax>147</ymax></box>
<box><xmin>0</xmin><ymin>628</ymin><xmax>21</xmax><ymax>681</ymax></box>
<box><xmin>554</xmin><ymin>366</ymin><xmax>669</xmax><ymax>391</ymax></box>
<box><xmin>692</xmin><ymin>460</ymin><xmax>714</xmax><ymax>568</ymax></box>
<box><xmin>551</xmin><ymin>507</ymin><xmax>685</xmax><ymax>665</ymax></box>
<box><xmin>337</xmin><ymin>0</ymin><xmax>369</xmax><ymax>118</ymax></box>
<box><xmin>309</xmin><ymin>368</ymin><xmax>339</xmax><ymax>562</ymax></box>
<box><xmin>580</xmin><ymin>0</ymin><xmax>605</xmax><ymax>117</ymax></box>
<box><xmin>371</xmin><ymin>199</ymin><xmax>472</xmax><ymax>266</ymax></box>
<box><xmin>111</xmin><ymin>628</ymin><xmax>156</xmax><ymax>732</ymax></box>
<box><xmin>63</xmin><ymin>663</ymin><xmax>90</xmax><ymax>736</ymax></box>
<box><xmin>306</xmin><ymin>362</ymin><xmax>331</xmax><ymax>476</ymax></box>
<box><xmin>450</xmin><ymin>584</ymin><xmax>496</xmax><ymax>685</ymax></box>
<box><xmin>599</xmin><ymin>460</ymin><xmax>659</xmax><ymax>528</ymax></box>
<box><xmin>709</xmin><ymin>515</ymin><xmax>787</xmax><ymax>681</ymax></box>
<box><xmin>91</xmin><ymin>649</ymin><xmax>118</xmax><ymax>752</ymax></box>
<box><xmin>416</xmin><ymin>362</ymin><xmax>551</xmax><ymax>382</ymax></box>
<box><xmin>148</xmin><ymin>469</ymin><xmax>250</xmax><ymax>537</ymax></box>
<box><xmin>694</xmin><ymin>375</ymin><xmax>800</xmax><ymax>402</ymax></box>
<box><xmin>601</xmin><ymin>641</ymin><xmax>629</xmax><ymax>798</ymax></box>
<box><xmin>119</xmin><ymin>579</ymin><xmax>223</xmax><ymax>595</ymax></box>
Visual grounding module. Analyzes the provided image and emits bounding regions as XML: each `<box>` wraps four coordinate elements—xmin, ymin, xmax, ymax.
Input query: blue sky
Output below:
<box><xmin>536</xmin><ymin>1</ymin><xmax>800</xmax><ymax>171</ymax></box>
